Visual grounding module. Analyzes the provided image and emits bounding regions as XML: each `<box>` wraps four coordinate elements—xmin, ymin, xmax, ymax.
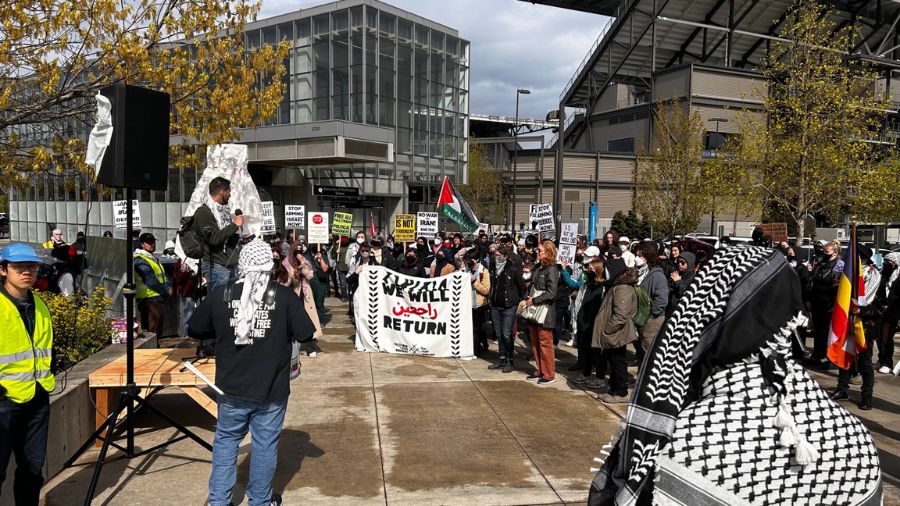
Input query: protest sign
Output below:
<box><xmin>332</xmin><ymin>212</ymin><xmax>353</xmax><ymax>236</ymax></box>
<box><xmin>417</xmin><ymin>212</ymin><xmax>439</xmax><ymax>237</ymax></box>
<box><xmin>756</xmin><ymin>223</ymin><xmax>788</xmax><ymax>243</ymax></box>
<box><xmin>477</xmin><ymin>223</ymin><xmax>489</xmax><ymax>235</ymax></box>
<box><xmin>260</xmin><ymin>201</ymin><xmax>276</xmax><ymax>235</ymax></box>
<box><xmin>354</xmin><ymin>266</ymin><xmax>474</xmax><ymax>358</ymax></box>
<box><xmin>285</xmin><ymin>205</ymin><xmax>305</xmax><ymax>229</ymax></box>
<box><xmin>113</xmin><ymin>200</ymin><xmax>141</xmax><ymax>230</ymax></box>
<box><xmin>559</xmin><ymin>222</ymin><xmax>578</xmax><ymax>244</ymax></box>
<box><xmin>394</xmin><ymin>214</ymin><xmax>416</xmax><ymax>242</ymax></box>
<box><xmin>557</xmin><ymin>243</ymin><xmax>577</xmax><ymax>264</ymax></box>
<box><xmin>307</xmin><ymin>212</ymin><xmax>330</xmax><ymax>244</ymax></box>
<box><xmin>530</xmin><ymin>203</ymin><xmax>554</xmax><ymax>232</ymax></box>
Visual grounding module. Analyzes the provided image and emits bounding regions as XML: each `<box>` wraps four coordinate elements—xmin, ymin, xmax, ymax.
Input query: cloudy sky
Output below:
<box><xmin>258</xmin><ymin>0</ymin><xmax>610</xmax><ymax>122</ymax></box>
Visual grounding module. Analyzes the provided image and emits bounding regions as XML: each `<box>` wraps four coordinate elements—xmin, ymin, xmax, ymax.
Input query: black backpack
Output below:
<box><xmin>178</xmin><ymin>215</ymin><xmax>204</xmax><ymax>259</ymax></box>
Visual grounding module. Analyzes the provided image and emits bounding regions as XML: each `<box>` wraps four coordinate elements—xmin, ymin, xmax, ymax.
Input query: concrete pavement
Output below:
<box><xmin>37</xmin><ymin>297</ymin><xmax>900</xmax><ymax>505</ymax></box>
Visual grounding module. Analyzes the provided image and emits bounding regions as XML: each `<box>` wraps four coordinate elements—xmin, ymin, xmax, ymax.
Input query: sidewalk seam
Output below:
<box><xmin>369</xmin><ymin>351</ymin><xmax>389</xmax><ymax>506</ymax></box>
<box><xmin>457</xmin><ymin>359</ymin><xmax>566</xmax><ymax>504</ymax></box>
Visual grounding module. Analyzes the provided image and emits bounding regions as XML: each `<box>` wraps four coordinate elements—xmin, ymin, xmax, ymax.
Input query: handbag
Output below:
<box><xmin>517</xmin><ymin>289</ymin><xmax>550</xmax><ymax>325</ymax></box>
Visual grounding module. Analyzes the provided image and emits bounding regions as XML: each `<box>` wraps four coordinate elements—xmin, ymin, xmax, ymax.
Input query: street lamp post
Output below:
<box><xmin>707</xmin><ymin>117</ymin><xmax>729</xmax><ymax>235</ymax></box>
<box><xmin>512</xmin><ymin>88</ymin><xmax>531</xmax><ymax>228</ymax></box>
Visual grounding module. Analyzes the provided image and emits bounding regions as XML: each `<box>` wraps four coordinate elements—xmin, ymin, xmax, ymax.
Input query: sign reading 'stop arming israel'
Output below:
<box><xmin>530</xmin><ymin>204</ymin><xmax>554</xmax><ymax>232</ymax></box>
<box><xmin>285</xmin><ymin>205</ymin><xmax>305</xmax><ymax>229</ymax></box>
<box><xmin>354</xmin><ymin>266</ymin><xmax>474</xmax><ymax>358</ymax></box>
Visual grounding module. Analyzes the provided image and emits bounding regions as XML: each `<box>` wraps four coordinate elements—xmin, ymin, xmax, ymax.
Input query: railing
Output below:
<box><xmin>548</xmin><ymin>107</ymin><xmax>585</xmax><ymax>148</ymax></box>
<box><xmin>559</xmin><ymin>16</ymin><xmax>617</xmax><ymax>103</ymax></box>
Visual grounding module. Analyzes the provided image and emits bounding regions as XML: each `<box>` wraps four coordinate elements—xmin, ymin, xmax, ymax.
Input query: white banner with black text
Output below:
<box><xmin>354</xmin><ymin>266</ymin><xmax>474</xmax><ymax>358</ymax></box>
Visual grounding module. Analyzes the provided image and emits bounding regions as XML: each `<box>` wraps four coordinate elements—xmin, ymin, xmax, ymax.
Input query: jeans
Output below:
<box><xmin>337</xmin><ymin>270</ymin><xmax>349</xmax><ymax>301</ymax></box>
<box><xmin>491</xmin><ymin>306</ymin><xmax>517</xmax><ymax>361</ymax></box>
<box><xmin>0</xmin><ymin>387</ymin><xmax>50</xmax><ymax>506</ymax></box>
<box><xmin>209</xmin><ymin>394</ymin><xmax>288</xmax><ymax>506</ymax></box>
<box><xmin>201</xmin><ymin>261</ymin><xmax>235</xmax><ymax>293</ymax></box>
<box><xmin>530</xmin><ymin>325</ymin><xmax>556</xmax><ymax>380</ymax></box>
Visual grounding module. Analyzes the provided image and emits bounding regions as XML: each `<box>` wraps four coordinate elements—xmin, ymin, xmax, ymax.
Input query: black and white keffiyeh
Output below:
<box><xmin>234</xmin><ymin>239</ymin><xmax>274</xmax><ymax>345</ymax></box>
<box><xmin>590</xmin><ymin>246</ymin><xmax>882</xmax><ymax>506</ymax></box>
<box><xmin>206</xmin><ymin>194</ymin><xmax>233</xmax><ymax>230</ymax></box>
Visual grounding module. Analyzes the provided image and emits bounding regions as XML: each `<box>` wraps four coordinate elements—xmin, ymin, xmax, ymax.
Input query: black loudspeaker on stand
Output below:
<box><xmin>64</xmin><ymin>83</ymin><xmax>212</xmax><ymax>505</ymax></box>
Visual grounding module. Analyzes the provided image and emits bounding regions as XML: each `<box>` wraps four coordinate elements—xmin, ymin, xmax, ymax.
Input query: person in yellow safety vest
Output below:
<box><xmin>0</xmin><ymin>242</ymin><xmax>55</xmax><ymax>505</ymax></box>
<box><xmin>133</xmin><ymin>233</ymin><xmax>172</xmax><ymax>336</ymax></box>
<box><xmin>41</xmin><ymin>228</ymin><xmax>66</xmax><ymax>250</ymax></box>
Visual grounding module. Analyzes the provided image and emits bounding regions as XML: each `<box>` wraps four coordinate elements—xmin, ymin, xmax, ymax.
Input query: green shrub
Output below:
<box><xmin>38</xmin><ymin>286</ymin><xmax>114</xmax><ymax>370</ymax></box>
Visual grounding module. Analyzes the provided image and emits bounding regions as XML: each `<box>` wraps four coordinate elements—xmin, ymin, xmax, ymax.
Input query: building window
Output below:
<box><xmin>607</xmin><ymin>137</ymin><xmax>635</xmax><ymax>153</ymax></box>
<box><xmin>705</xmin><ymin>131</ymin><xmax>732</xmax><ymax>151</ymax></box>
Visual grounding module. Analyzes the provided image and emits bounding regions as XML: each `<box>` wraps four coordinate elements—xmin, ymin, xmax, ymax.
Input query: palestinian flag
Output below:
<box><xmin>436</xmin><ymin>176</ymin><xmax>480</xmax><ymax>233</ymax></box>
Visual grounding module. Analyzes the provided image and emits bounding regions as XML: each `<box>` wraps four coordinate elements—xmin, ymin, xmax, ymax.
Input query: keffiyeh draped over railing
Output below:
<box><xmin>590</xmin><ymin>246</ymin><xmax>882</xmax><ymax>506</ymax></box>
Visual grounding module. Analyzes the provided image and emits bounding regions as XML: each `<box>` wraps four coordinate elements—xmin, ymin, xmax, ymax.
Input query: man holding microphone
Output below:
<box><xmin>191</xmin><ymin>177</ymin><xmax>246</xmax><ymax>290</ymax></box>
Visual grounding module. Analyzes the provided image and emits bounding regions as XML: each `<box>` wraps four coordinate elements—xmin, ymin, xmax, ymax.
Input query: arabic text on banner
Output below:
<box><xmin>354</xmin><ymin>266</ymin><xmax>474</xmax><ymax>358</ymax></box>
<box><xmin>393</xmin><ymin>214</ymin><xmax>416</xmax><ymax>242</ymax></box>
<box><xmin>285</xmin><ymin>205</ymin><xmax>305</xmax><ymax>229</ymax></box>
<box><xmin>307</xmin><ymin>212</ymin><xmax>330</xmax><ymax>244</ymax></box>
<box><xmin>416</xmin><ymin>212</ymin><xmax>439</xmax><ymax>237</ymax></box>
<box><xmin>260</xmin><ymin>201</ymin><xmax>276</xmax><ymax>234</ymax></box>
<box><xmin>113</xmin><ymin>200</ymin><xmax>141</xmax><ymax>230</ymax></box>
<box><xmin>332</xmin><ymin>212</ymin><xmax>353</xmax><ymax>236</ymax></box>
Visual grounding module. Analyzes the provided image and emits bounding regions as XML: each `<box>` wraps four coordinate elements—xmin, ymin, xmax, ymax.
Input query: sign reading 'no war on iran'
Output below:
<box><xmin>354</xmin><ymin>266</ymin><xmax>474</xmax><ymax>358</ymax></box>
<box><xmin>417</xmin><ymin>212</ymin><xmax>439</xmax><ymax>237</ymax></box>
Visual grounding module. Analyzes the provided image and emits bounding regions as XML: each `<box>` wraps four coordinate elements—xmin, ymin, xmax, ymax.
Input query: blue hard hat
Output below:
<box><xmin>0</xmin><ymin>243</ymin><xmax>42</xmax><ymax>263</ymax></box>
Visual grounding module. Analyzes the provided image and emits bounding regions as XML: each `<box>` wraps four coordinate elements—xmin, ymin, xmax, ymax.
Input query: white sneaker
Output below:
<box><xmin>565</xmin><ymin>339</ymin><xmax>576</xmax><ymax>347</ymax></box>
<box><xmin>894</xmin><ymin>362</ymin><xmax>900</xmax><ymax>376</ymax></box>
<box><xmin>308</xmin><ymin>351</ymin><xmax>318</xmax><ymax>358</ymax></box>
<box><xmin>878</xmin><ymin>366</ymin><xmax>891</xmax><ymax>374</ymax></box>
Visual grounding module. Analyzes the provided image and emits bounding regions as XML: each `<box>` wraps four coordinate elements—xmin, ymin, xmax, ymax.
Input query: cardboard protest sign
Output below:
<box><xmin>530</xmin><ymin>204</ymin><xmax>554</xmax><ymax>232</ymax></box>
<box><xmin>285</xmin><ymin>205</ymin><xmax>305</xmax><ymax>229</ymax></box>
<box><xmin>557</xmin><ymin>243</ymin><xmax>577</xmax><ymax>264</ymax></box>
<box><xmin>307</xmin><ymin>212</ymin><xmax>330</xmax><ymax>244</ymax></box>
<box><xmin>393</xmin><ymin>214</ymin><xmax>416</xmax><ymax>242</ymax></box>
<box><xmin>354</xmin><ymin>266</ymin><xmax>474</xmax><ymax>358</ymax></box>
<box><xmin>756</xmin><ymin>223</ymin><xmax>788</xmax><ymax>243</ymax></box>
<box><xmin>260</xmin><ymin>201</ymin><xmax>276</xmax><ymax>235</ymax></box>
<box><xmin>559</xmin><ymin>222</ymin><xmax>578</xmax><ymax>244</ymax></box>
<box><xmin>113</xmin><ymin>200</ymin><xmax>141</xmax><ymax>230</ymax></box>
<box><xmin>332</xmin><ymin>212</ymin><xmax>353</xmax><ymax>236</ymax></box>
<box><xmin>417</xmin><ymin>212</ymin><xmax>439</xmax><ymax>237</ymax></box>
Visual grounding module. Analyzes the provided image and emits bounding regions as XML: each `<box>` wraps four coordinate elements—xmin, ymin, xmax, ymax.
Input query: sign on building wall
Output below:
<box><xmin>113</xmin><ymin>200</ymin><xmax>141</xmax><ymax>230</ymax></box>
<box><xmin>393</xmin><ymin>214</ymin><xmax>416</xmax><ymax>242</ymax></box>
<box><xmin>307</xmin><ymin>212</ymin><xmax>330</xmax><ymax>244</ymax></box>
<box><xmin>285</xmin><ymin>205</ymin><xmax>305</xmax><ymax>229</ymax></box>
<box><xmin>417</xmin><ymin>212</ymin><xmax>439</xmax><ymax>237</ymax></box>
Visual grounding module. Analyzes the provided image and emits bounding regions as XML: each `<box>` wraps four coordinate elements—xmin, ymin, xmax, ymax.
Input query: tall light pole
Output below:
<box><xmin>707</xmin><ymin>117</ymin><xmax>728</xmax><ymax>235</ymax></box>
<box><xmin>512</xmin><ymin>88</ymin><xmax>531</xmax><ymax>228</ymax></box>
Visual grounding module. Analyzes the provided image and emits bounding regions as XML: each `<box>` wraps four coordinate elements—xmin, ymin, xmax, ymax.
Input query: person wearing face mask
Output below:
<box><xmin>345</xmin><ymin>231</ymin><xmax>367</xmax><ymax>270</ymax></box>
<box><xmin>397</xmin><ymin>247</ymin><xmax>425</xmax><ymax>277</ymax></box>
<box><xmin>668</xmin><ymin>251</ymin><xmax>696</xmax><ymax>314</ymax></box>
<box><xmin>468</xmin><ymin>249</ymin><xmax>491</xmax><ymax>356</ymax></box>
<box><xmin>284</xmin><ymin>241</ymin><xmax>323</xmax><ymax>357</ymax></box>
<box><xmin>488</xmin><ymin>245</ymin><xmax>525</xmax><ymax>372</ymax></box>
<box><xmin>806</xmin><ymin>241</ymin><xmax>843</xmax><ymax>368</ymax></box>
<box><xmin>430</xmin><ymin>240</ymin><xmax>455</xmax><ymax>278</ymax></box>
<box><xmin>635</xmin><ymin>242</ymin><xmax>669</xmax><ymax>361</ymax></box>
<box><xmin>876</xmin><ymin>252</ymin><xmax>900</xmax><ymax>374</ymax></box>
<box><xmin>346</xmin><ymin>244</ymin><xmax>375</xmax><ymax>319</ymax></box>
<box><xmin>368</xmin><ymin>236</ymin><xmax>397</xmax><ymax>270</ymax></box>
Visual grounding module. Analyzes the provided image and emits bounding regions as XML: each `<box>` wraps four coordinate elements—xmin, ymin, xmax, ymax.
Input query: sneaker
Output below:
<box><xmin>537</xmin><ymin>377</ymin><xmax>556</xmax><ymax>385</ymax></box>
<box><xmin>598</xmin><ymin>393</ymin><xmax>628</xmax><ymax>404</ymax></box>
<box><xmin>307</xmin><ymin>351</ymin><xmax>317</xmax><ymax>358</ymax></box>
<box><xmin>584</xmin><ymin>377</ymin><xmax>606</xmax><ymax>389</ymax></box>
<box><xmin>878</xmin><ymin>365</ymin><xmax>892</xmax><ymax>374</ymax></box>
<box><xmin>565</xmin><ymin>339</ymin><xmax>576</xmax><ymax>347</ymax></box>
<box><xmin>269</xmin><ymin>493</ymin><xmax>283</xmax><ymax>506</ymax></box>
<box><xmin>830</xmin><ymin>389</ymin><xmax>849</xmax><ymax>401</ymax></box>
<box><xmin>525</xmin><ymin>373</ymin><xmax>541</xmax><ymax>381</ymax></box>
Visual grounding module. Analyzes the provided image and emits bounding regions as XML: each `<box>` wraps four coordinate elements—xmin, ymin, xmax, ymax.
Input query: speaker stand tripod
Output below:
<box><xmin>64</xmin><ymin>187</ymin><xmax>212</xmax><ymax>505</ymax></box>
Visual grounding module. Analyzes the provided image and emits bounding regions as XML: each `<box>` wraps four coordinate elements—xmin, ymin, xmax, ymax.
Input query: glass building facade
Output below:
<box><xmin>8</xmin><ymin>0</ymin><xmax>470</xmax><ymax>243</ymax></box>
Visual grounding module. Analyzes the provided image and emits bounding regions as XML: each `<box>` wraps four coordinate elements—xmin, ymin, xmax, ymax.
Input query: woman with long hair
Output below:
<box><xmin>524</xmin><ymin>240</ymin><xmax>559</xmax><ymax>385</ymax></box>
<box><xmin>284</xmin><ymin>241</ymin><xmax>322</xmax><ymax>356</ymax></box>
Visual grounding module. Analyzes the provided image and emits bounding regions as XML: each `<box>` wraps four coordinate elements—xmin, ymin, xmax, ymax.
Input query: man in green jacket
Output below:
<box><xmin>191</xmin><ymin>177</ymin><xmax>245</xmax><ymax>290</ymax></box>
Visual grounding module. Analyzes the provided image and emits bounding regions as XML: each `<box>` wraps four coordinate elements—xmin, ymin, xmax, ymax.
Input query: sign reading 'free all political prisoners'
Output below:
<box><xmin>354</xmin><ymin>266</ymin><xmax>474</xmax><ymax>358</ymax></box>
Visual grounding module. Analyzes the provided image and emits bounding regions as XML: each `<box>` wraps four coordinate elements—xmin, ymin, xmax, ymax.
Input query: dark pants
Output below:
<box><xmin>605</xmin><ymin>346</ymin><xmax>628</xmax><ymax>396</ymax></box>
<box><xmin>310</xmin><ymin>277</ymin><xmax>326</xmax><ymax>311</ymax></box>
<box><xmin>811</xmin><ymin>305</ymin><xmax>833</xmax><ymax>361</ymax></box>
<box><xmin>0</xmin><ymin>388</ymin><xmax>50</xmax><ymax>506</ymax></box>
<box><xmin>138</xmin><ymin>299</ymin><xmax>165</xmax><ymax>335</ymax></box>
<box><xmin>878</xmin><ymin>317</ymin><xmax>897</xmax><ymax>369</ymax></box>
<box><xmin>491</xmin><ymin>306</ymin><xmax>517</xmax><ymax>361</ymax></box>
<box><xmin>577</xmin><ymin>329</ymin><xmax>602</xmax><ymax>377</ymax></box>
<box><xmin>837</xmin><ymin>322</ymin><xmax>876</xmax><ymax>398</ymax></box>
<box><xmin>552</xmin><ymin>306</ymin><xmax>568</xmax><ymax>346</ymax></box>
<box><xmin>329</xmin><ymin>268</ymin><xmax>340</xmax><ymax>298</ymax></box>
<box><xmin>473</xmin><ymin>306</ymin><xmax>489</xmax><ymax>355</ymax></box>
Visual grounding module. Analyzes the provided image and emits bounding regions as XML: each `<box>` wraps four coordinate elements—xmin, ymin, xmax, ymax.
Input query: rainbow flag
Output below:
<box><xmin>827</xmin><ymin>235</ymin><xmax>867</xmax><ymax>370</ymax></box>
